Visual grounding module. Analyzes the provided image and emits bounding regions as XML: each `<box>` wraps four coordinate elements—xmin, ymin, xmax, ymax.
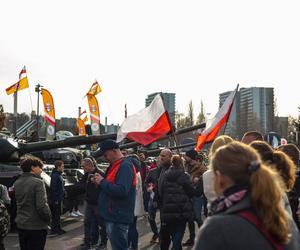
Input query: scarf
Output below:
<box><xmin>211</xmin><ymin>185</ymin><xmax>248</xmax><ymax>214</ymax></box>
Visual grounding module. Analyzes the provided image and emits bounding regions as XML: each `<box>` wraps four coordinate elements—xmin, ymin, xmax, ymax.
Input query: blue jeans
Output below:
<box><xmin>193</xmin><ymin>196</ymin><xmax>203</xmax><ymax>224</ymax></box>
<box><xmin>160</xmin><ymin>222</ymin><xmax>185</xmax><ymax>250</ymax></box>
<box><xmin>106</xmin><ymin>222</ymin><xmax>129</xmax><ymax>250</ymax></box>
<box><xmin>170</xmin><ymin>223</ymin><xmax>186</xmax><ymax>250</ymax></box>
<box><xmin>148</xmin><ymin>199</ymin><xmax>158</xmax><ymax>235</ymax></box>
<box><xmin>128</xmin><ymin>216</ymin><xmax>138</xmax><ymax>249</ymax></box>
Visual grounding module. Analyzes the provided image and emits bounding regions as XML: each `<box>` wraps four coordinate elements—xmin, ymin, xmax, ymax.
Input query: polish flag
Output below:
<box><xmin>196</xmin><ymin>85</ymin><xmax>239</xmax><ymax>151</ymax></box>
<box><xmin>117</xmin><ymin>94</ymin><xmax>172</xmax><ymax>145</ymax></box>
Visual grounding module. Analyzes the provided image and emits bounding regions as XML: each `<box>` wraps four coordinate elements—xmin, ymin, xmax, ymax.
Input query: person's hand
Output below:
<box><xmin>147</xmin><ymin>183</ymin><xmax>154</xmax><ymax>192</ymax></box>
<box><xmin>152</xmin><ymin>201</ymin><xmax>158</xmax><ymax>208</ymax></box>
<box><xmin>94</xmin><ymin>173</ymin><xmax>103</xmax><ymax>185</ymax></box>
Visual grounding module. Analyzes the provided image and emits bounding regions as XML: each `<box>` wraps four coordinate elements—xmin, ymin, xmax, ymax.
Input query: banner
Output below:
<box><xmin>6</xmin><ymin>66</ymin><xmax>29</xmax><ymax>95</ymax></box>
<box><xmin>77</xmin><ymin>117</ymin><xmax>86</xmax><ymax>136</ymax></box>
<box><xmin>86</xmin><ymin>80</ymin><xmax>102</xmax><ymax>96</ymax></box>
<box><xmin>196</xmin><ymin>85</ymin><xmax>238</xmax><ymax>151</ymax></box>
<box><xmin>80</xmin><ymin>110</ymin><xmax>88</xmax><ymax>123</ymax></box>
<box><xmin>117</xmin><ymin>94</ymin><xmax>172</xmax><ymax>145</ymax></box>
<box><xmin>41</xmin><ymin>88</ymin><xmax>56</xmax><ymax>140</ymax></box>
<box><xmin>87</xmin><ymin>94</ymin><xmax>100</xmax><ymax>135</ymax></box>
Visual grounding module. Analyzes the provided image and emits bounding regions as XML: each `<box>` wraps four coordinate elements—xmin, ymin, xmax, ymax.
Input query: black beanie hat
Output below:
<box><xmin>185</xmin><ymin>149</ymin><xmax>198</xmax><ymax>160</ymax></box>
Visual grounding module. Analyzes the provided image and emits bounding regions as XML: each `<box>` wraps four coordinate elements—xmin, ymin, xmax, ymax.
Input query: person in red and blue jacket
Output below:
<box><xmin>94</xmin><ymin>140</ymin><xmax>136</xmax><ymax>250</ymax></box>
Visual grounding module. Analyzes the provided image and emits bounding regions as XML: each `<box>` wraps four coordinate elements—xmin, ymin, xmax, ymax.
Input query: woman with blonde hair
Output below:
<box><xmin>195</xmin><ymin>141</ymin><xmax>300</xmax><ymax>250</ymax></box>
<box><xmin>203</xmin><ymin>135</ymin><xmax>234</xmax><ymax>212</ymax></box>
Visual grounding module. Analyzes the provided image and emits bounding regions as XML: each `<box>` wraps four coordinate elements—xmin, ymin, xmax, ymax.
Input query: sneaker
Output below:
<box><xmin>58</xmin><ymin>229</ymin><xmax>66</xmax><ymax>235</ymax></box>
<box><xmin>79</xmin><ymin>243</ymin><xmax>91</xmax><ymax>250</ymax></box>
<box><xmin>74</xmin><ymin>210</ymin><xmax>83</xmax><ymax>216</ymax></box>
<box><xmin>182</xmin><ymin>239</ymin><xmax>194</xmax><ymax>247</ymax></box>
<box><xmin>70</xmin><ymin>211</ymin><xmax>79</xmax><ymax>217</ymax></box>
<box><xmin>96</xmin><ymin>243</ymin><xmax>107</xmax><ymax>250</ymax></box>
<box><xmin>150</xmin><ymin>234</ymin><xmax>159</xmax><ymax>243</ymax></box>
<box><xmin>50</xmin><ymin>229</ymin><xmax>66</xmax><ymax>236</ymax></box>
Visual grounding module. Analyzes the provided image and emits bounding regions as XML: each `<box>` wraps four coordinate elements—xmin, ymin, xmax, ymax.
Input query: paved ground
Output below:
<box><xmin>4</xmin><ymin>212</ymin><xmax>198</xmax><ymax>250</ymax></box>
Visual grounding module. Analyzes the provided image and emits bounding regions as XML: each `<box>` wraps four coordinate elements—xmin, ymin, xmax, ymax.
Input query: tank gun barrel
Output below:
<box><xmin>119</xmin><ymin>122</ymin><xmax>205</xmax><ymax>149</ymax></box>
<box><xmin>17</xmin><ymin>122</ymin><xmax>205</xmax><ymax>153</ymax></box>
<box><xmin>18</xmin><ymin>133</ymin><xmax>117</xmax><ymax>153</ymax></box>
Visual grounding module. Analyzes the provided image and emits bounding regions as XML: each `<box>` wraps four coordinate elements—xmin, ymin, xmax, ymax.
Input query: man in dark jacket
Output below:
<box><xmin>94</xmin><ymin>139</ymin><xmax>136</xmax><ymax>250</ymax></box>
<box><xmin>14</xmin><ymin>155</ymin><xmax>51</xmax><ymax>250</ymax></box>
<box><xmin>74</xmin><ymin>157</ymin><xmax>107</xmax><ymax>250</ymax></box>
<box><xmin>50</xmin><ymin>160</ymin><xmax>65</xmax><ymax>235</ymax></box>
<box><xmin>144</xmin><ymin>159</ymin><xmax>161</xmax><ymax>243</ymax></box>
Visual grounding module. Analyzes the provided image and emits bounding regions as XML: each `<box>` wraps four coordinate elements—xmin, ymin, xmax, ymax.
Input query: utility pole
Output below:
<box><xmin>78</xmin><ymin>106</ymin><xmax>81</xmax><ymax>118</ymax></box>
<box><xmin>35</xmin><ymin>84</ymin><xmax>42</xmax><ymax>140</ymax></box>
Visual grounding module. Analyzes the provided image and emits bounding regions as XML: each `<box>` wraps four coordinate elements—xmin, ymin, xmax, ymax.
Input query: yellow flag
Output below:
<box><xmin>87</xmin><ymin>94</ymin><xmax>100</xmax><ymax>135</ymax></box>
<box><xmin>86</xmin><ymin>81</ymin><xmax>102</xmax><ymax>96</ymax></box>
<box><xmin>6</xmin><ymin>66</ymin><xmax>29</xmax><ymax>95</ymax></box>
<box><xmin>80</xmin><ymin>110</ymin><xmax>88</xmax><ymax>123</ymax></box>
<box><xmin>41</xmin><ymin>88</ymin><xmax>56</xmax><ymax>140</ymax></box>
<box><xmin>77</xmin><ymin>117</ymin><xmax>86</xmax><ymax>136</ymax></box>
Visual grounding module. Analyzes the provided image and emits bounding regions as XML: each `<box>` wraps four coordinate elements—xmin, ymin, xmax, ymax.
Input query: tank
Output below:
<box><xmin>0</xmin><ymin>123</ymin><xmax>205</xmax><ymax>229</ymax></box>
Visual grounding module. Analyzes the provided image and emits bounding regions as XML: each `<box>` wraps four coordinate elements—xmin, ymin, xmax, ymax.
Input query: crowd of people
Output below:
<box><xmin>0</xmin><ymin>131</ymin><xmax>300</xmax><ymax>250</ymax></box>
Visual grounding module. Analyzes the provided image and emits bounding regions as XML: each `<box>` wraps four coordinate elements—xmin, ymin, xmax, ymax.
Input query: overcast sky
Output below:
<box><xmin>1</xmin><ymin>0</ymin><xmax>299</xmax><ymax>125</ymax></box>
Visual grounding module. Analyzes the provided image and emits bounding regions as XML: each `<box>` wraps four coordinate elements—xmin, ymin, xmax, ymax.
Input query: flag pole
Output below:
<box><xmin>159</xmin><ymin>93</ymin><xmax>181</xmax><ymax>155</ymax></box>
<box><xmin>13</xmin><ymin>92</ymin><xmax>18</xmax><ymax>136</ymax></box>
<box><xmin>222</xmin><ymin>84</ymin><xmax>239</xmax><ymax>135</ymax></box>
<box><xmin>35</xmin><ymin>84</ymin><xmax>42</xmax><ymax>140</ymax></box>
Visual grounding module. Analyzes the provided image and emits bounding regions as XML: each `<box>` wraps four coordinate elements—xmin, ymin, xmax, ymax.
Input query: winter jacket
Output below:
<box><xmin>161</xmin><ymin>166</ymin><xmax>202</xmax><ymax>223</ymax></box>
<box><xmin>71</xmin><ymin>167</ymin><xmax>104</xmax><ymax>205</ymax></box>
<box><xmin>145</xmin><ymin>167</ymin><xmax>160</xmax><ymax>203</ymax></box>
<box><xmin>195</xmin><ymin>194</ymin><xmax>300</xmax><ymax>250</ymax></box>
<box><xmin>14</xmin><ymin>173</ymin><xmax>51</xmax><ymax>230</ymax></box>
<box><xmin>98</xmin><ymin>157</ymin><xmax>136</xmax><ymax>224</ymax></box>
<box><xmin>50</xmin><ymin>169</ymin><xmax>65</xmax><ymax>202</ymax></box>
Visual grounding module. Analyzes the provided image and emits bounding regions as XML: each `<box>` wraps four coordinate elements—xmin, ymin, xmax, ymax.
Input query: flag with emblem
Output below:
<box><xmin>41</xmin><ymin>88</ymin><xmax>56</xmax><ymax>141</ymax></box>
<box><xmin>6</xmin><ymin>66</ymin><xmax>29</xmax><ymax>95</ymax></box>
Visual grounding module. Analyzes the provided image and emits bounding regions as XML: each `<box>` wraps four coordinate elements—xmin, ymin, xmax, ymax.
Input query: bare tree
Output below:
<box><xmin>187</xmin><ymin>100</ymin><xmax>194</xmax><ymax>127</ymax></box>
<box><xmin>196</xmin><ymin>100</ymin><xmax>206</xmax><ymax>124</ymax></box>
<box><xmin>0</xmin><ymin>105</ymin><xmax>5</xmax><ymax>130</ymax></box>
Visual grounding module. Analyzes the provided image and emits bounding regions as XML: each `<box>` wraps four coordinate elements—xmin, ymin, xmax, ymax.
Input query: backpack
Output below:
<box><xmin>0</xmin><ymin>199</ymin><xmax>9</xmax><ymax>238</ymax></box>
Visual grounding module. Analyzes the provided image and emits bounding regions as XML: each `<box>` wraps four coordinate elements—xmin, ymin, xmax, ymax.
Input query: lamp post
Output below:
<box><xmin>35</xmin><ymin>84</ymin><xmax>43</xmax><ymax>140</ymax></box>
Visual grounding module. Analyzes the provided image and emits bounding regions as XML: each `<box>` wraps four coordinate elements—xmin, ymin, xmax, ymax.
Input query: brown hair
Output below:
<box><xmin>250</xmin><ymin>141</ymin><xmax>296</xmax><ymax>191</ymax></box>
<box><xmin>277</xmin><ymin>144</ymin><xmax>300</xmax><ymax>168</ymax></box>
<box><xmin>20</xmin><ymin>155</ymin><xmax>44</xmax><ymax>172</ymax></box>
<box><xmin>171</xmin><ymin>155</ymin><xmax>183</xmax><ymax>168</ymax></box>
<box><xmin>211</xmin><ymin>141</ymin><xmax>290</xmax><ymax>244</ymax></box>
<box><xmin>54</xmin><ymin>160</ymin><xmax>64</xmax><ymax>169</ymax></box>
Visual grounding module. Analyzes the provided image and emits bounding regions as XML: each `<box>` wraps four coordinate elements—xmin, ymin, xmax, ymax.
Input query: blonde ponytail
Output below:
<box><xmin>250</xmin><ymin>164</ymin><xmax>290</xmax><ymax>244</ymax></box>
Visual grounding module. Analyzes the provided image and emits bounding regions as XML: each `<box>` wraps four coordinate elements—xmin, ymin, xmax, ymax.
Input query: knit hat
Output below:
<box><xmin>185</xmin><ymin>149</ymin><xmax>198</xmax><ymax>160</ymax></box>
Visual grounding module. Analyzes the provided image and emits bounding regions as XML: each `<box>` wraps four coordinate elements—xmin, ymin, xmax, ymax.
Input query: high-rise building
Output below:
<box><xmin>219</xmin><ymin>87</ymin><xmax>274</xmax><ymax>139</ymax></box>
<box><xmin>145</xmin><ymin>92</ymin><xmax>176</xmax><ymax>126</ymax></box>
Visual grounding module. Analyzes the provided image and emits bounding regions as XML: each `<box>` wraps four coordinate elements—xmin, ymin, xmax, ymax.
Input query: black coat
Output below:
<box><xmin>70</xmin><ymin>167</ymin><xmax>105</xmax><ymax>205</ymax></box>
<box><xmin>145</xmin><ymin>167</ymin><xmax>160</xmax><ymax>203</ymax></box>
<box><xmin>161</xmin><ymin>166</ymin><xmax>202</xmax><ymax>223</ymax></box>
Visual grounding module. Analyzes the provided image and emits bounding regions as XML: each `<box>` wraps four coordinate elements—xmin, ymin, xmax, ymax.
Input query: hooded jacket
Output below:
<box><xmin>161</xmin><ymin>166</ymin><xmax>202</xmax><ymax>223</ymax></box>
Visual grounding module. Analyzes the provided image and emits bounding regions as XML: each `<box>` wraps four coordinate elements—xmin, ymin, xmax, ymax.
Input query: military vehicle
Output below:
<box><xmin>0</xmin><ymin>122</ymin><xmax>205</xmax><ymax>229</ymax></box>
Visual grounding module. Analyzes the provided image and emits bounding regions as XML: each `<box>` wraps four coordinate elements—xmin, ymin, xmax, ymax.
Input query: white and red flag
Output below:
<box><xmin>117</xmin><ymin>94</ymin><xmax>172</xmax><ymax>145</ymax></box>
<box><xmin>196</xmin><ymin>85</ymin><xmax>239</xmax><ymax>151</ymax></box>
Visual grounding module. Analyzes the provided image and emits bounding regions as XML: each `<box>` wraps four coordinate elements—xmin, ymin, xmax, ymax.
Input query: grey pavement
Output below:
<box><xmin>4</xmin><ymin>213</ymin><xmax>198</xmax><ymax>250</ymax></box>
